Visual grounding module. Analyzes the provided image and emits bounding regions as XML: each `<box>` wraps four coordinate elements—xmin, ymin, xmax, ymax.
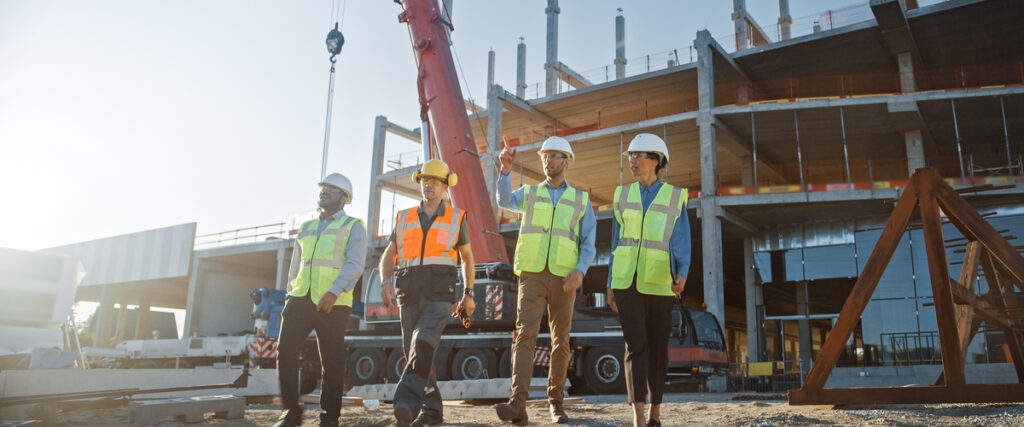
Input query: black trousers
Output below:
<box><xmin>614</xmin><ymin>284</ymin><xmax>675</xmax><ymax>405</ymax></box>
<box><xmin>277</xmin><ymin>295</ymin><xmax>350</xmax><ymax>417</ymax></box>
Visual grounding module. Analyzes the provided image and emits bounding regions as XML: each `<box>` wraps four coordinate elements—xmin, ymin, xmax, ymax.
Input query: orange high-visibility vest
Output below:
<box><xmin>394</xmin><ymin>204</ymin><xmax>465</xmax><ymax>269</ymax></box>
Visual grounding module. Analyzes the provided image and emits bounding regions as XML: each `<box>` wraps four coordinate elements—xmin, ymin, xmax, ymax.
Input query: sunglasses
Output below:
<box><xmin>628</xmin><ymin>152</ymin><xmax>661</xmax><ymax>161</ymax></box>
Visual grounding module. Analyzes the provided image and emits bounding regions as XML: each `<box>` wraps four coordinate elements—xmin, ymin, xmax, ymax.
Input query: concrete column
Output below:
<box><xmin>275</xmin><ymin>245</ymin><xmax>288</xmax><ymax>291</ymax></box>
<box><xmin>94</xmin><ymin>286</ymin><xmax>116</xmax><ymax>348</ymax></box>
<box><xmin>487</xmin><ymin>49</ymin><xmax>496</xmax><ymax>89</ymax></box>
<box><xmin>367</xmin><ymin>116</ymin><xmax>387</xmax><ymax>238</ymax></box>
<box><xmin>183</xmin><ymin>258</ymin><xmax>201</xmax><ymax>338</ymax></box>
<box><xmin>485</xmin><ymin>84</ymin><xmax>503</xmax><ymax>221</ymax></box>
<box><xmin>134</xmin><ymin>298</ymin><xmax>151</xmax><ymax>340</ymax></box>
<box><xmin>744</xmin><ymin>238</ymin><xmax>764</xmax><ymax>362</ymax></box>
<box><xmin>778</xmin><ymin>0</ymin><xmax>792</xmax><ymax>41</ymax></box>
<box><xmin>516</xmin><ymin>38</ymin><xmax>527</xmax><ymax>98</ymax></box>
<box><xmin>696</xmin><ymin>30</ymin><xmax>726</xmax><ymax>328</ymax></box>
<box><xmin>545</xmin><ymin>0</ymin><xmax>559</xmax><ymax>97</ymax></box>
<box><xmin>906</xmin><ymin>129</ymin><xmax>925</xmax><ymax>174</ymax></box>
<box><xmin>898</xmin><ymin>52</ymin><xmax>915</xmax><ymax>93</ymax></box>
<box><xmin>114</xmin><ymin>302</ymin><xmax>128</xmax><ymax>344</ymax></box>
<box><xmin>615</xmin><ymin>8</ymin><xmax>626</xmax><ymax>80</ymax></box>
<box><xmin>741</xmin><ymin>155</ymin><xmax>754</xmax><ymax>187</ymax></box>
<box><xmin>733</xmin><ymin>0</ymin><xmax>749</xmax><ymax>51</ymax></box>
<box><xmin>796</xmin><ymin>281</ymin><xmax>812</xmax><ymax>370</ymax></box>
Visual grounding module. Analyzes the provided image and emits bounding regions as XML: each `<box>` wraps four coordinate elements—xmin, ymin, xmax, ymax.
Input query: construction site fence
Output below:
<box><xmin>194</xmin><ymin>223</ymin><xmax>290</xmax><ymax>249</ymax></box>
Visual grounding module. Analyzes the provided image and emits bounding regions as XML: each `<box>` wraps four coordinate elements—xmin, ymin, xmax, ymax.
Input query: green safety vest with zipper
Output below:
<box><xmin>609</xmin><ymin>182</ymin><xmax>687</xmax><ymax>296</ymax></box>
<box><xmin>289</xmin><ymin>215</ymin><xmax>363</xmax><ymax>306</ymax></box>
<box><xmin>513</xmin><ymin>184</ymin><xmax>590</xmax><ymax>277</ymax></box>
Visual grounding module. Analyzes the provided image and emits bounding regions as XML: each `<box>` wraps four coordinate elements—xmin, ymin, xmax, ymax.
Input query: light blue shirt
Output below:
<box><xmin>288</xmin><ymin>208</ymin><xmax>368</xmax><ymax>296</ymax></box>
<box><xmin>607</xmin><ymin>179</ymin><xmax>692</xmax><ymax>288</ymax></box>
<box><xmin>497</xmin><ymin>171</ymin><xmax>597</xmax><ymax>275</ymax></box>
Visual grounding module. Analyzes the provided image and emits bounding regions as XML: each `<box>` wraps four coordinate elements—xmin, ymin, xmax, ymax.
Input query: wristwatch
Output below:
<box><xmin>464</xmin><ymin>288</ymin><xmax>474</xmax><ymax>298</ymax></box>
<box><xmin>382</xmin><ymin>279</ymin><xmax>392</xmax><ymax>287</ymax></box>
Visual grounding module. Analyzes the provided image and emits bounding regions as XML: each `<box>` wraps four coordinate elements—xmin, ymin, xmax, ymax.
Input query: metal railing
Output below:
<box><xmin>727</xmin><ymin>359</ymin><xmax>811</xmax><ymax>393</ymax></box>
<box><xmin>194</xmin><ymin>223</ymin><xmax>290</xmax><ymax>249</ymax></box>
<box><xmin>881</xmin><ymin>331</ymin><xmax>942</xmax><ymax>366</ymax></box>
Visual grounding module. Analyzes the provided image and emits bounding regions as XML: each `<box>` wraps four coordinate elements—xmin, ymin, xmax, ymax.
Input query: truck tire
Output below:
<box><xmin>348</xmin><ymin>348</ymin><xmax>386</xmax><ymax>385</ymax></box>
<box><xmin>450</xmin><ymin>348</ymin><xmax>496</xmax><ymax>380</ymax></box>
<box><xmin>583</xmin><ymin>346</ymin><xmax>625</xmax><ymax>394</ymax></box>
<box><xmin>498</xmin><ymin>349</ymin><xmax>512</xmax><ymax>378</ymax></box>
<box><xmin>385</xmin><ymin>349</ymin><xmax>407</xmax><ymax>382</ymax></box>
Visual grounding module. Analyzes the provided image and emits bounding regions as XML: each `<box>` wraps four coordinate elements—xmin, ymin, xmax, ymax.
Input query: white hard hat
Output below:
<box><xmin>625</xmin><ymin>133</ymin><xmax>669</xmax><ymax>163</ymax></box>
<box><xmin>537</xmin><ymin>136</ymin><xmax>574</xmax><ymax>161</ymax></box>
<box><xmin>319</xmin><ymin>173</ymin><xmax>353</xmax><ymax>198</ymax></box>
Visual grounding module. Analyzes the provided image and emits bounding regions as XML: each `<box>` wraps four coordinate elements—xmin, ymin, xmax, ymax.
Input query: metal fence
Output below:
<box><xmin>726</xmin><ymin>359</ymin><xmax>813</xmax><ymax>393</ymax></box>
<box><xmin>881</xmin><ymin>331</ymin><xmax>942</xmax><ymax>366</ymax></box>
<box><xmin>194</xmin><ymin>223</ymin><xmax>290</xmax><ymax>249</ymax></box>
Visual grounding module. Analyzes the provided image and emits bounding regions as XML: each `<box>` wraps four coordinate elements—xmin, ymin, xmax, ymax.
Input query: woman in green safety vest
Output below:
<box><xmin>606</xmin><ymin>133</ymin><xmax>691</xmax><ymax>427</ymax></box>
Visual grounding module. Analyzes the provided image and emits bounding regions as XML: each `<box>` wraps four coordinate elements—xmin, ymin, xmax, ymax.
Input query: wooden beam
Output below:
<box><xmin>917</xmin><ymin>170</ymin><xmax>966</xmax><ymax>386</ymax></box>
<box><xmin>979</xmin><ymin>251</ymin><xmax>1024</xmax><ymax>382</ymax></box>
<box><xmin>799</xmin><ymin>175</ymin><xmax>919</xmax><ymax>391</ymax></box>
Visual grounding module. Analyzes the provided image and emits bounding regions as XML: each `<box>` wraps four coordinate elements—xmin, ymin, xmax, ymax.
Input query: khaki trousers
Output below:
<box><xmin>509</xmin><ymin>270</ymin><xmax>577</xmax><ymax>404</ymax></box>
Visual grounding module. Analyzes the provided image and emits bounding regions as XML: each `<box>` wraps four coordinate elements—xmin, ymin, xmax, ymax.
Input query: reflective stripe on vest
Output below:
<box><xmin>290</xmin><ymin>215</ymin><xmax>362</xmax><ymax>306</ymax></box>
<box><xmin>513</xmin><ymin>184</ymin><xmax>590</xmax><ymax>277</ymax></box>
<box><xmin>394</xmin><ymin>205</ymin><xmax>464</xmax><ymax>269</ymax></box>
<box><xmin>609</xmin><ymin>182</ymin><xmax>687</xmax><ymax>296</ymax></box>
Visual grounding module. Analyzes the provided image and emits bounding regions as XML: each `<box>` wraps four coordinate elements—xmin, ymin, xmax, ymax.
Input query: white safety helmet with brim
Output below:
<box><xmin>319</xmin><ymin>172</ymin><xmax>353</xmax><ymax>199</ymax></box>
<box><xmin>625</xmin><ymin>133</ymin><xmax>669</xmax><ymax>163</ymax></box>
<box><xmin>537</xmin><ymin>136</ymin><xmax>575</xmax><ymax>162</ymax></box>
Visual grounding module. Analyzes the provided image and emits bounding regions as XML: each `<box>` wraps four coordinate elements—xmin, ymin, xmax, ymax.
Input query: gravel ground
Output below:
<box><xmin>52</xmin><ymin>393</ymin><xmax>1024</xmax><ymax>426</ymax></box>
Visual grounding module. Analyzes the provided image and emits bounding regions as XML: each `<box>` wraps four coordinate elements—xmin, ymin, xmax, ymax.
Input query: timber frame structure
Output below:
<box><xmin>789</xmin><ymin>167</ymin><xmax>1024</xmax><ymax>405</ymax></box>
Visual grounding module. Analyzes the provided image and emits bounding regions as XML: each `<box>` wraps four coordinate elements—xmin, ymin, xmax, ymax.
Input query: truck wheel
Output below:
<box><xmin>348</xmin><ymin>348</ymin><xmax>385</xmax><ymax>385</ymax></box>
<box><xmin>498</xmin><ymin>349</ymin><xmax>512</xmax><ymax>378</ymax></box>
<box><xmin>583</xmin><ymin>346</ymin><xmax>625</xmax><ymax>394</ymax></box>
<box><xmin>385</xmin><ymin>349</ymin><xmax>407</xmax><ymax>382</ymax></box>
<box><xmin>450</xmin><ymin>349</ymin><xmax>496</xmax><ymax>380</ymax></box>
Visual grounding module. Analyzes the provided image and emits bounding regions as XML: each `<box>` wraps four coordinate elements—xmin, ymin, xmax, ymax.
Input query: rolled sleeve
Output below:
<box><xmin>670</xmin><ymin>210</ymin><xmax>692</xmax><ymax>279</ymax></box>
<box><xmin>497</xmin><ymin>171</ymin><xmax>525</xmax><ymax>212</ymax></box>
<box><xmin>574</xmin><ymin>206</ymin><xmax>597</xmax><ymax>274</ymax></box>
<box><xmin>327</xmin><ymin>221</ymin><xmax>368</xmax><ymax>296</ymax></box>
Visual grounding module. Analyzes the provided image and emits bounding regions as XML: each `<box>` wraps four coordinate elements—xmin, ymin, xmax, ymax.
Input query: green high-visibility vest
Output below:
<box><xmin>289</xmin><ymin>215</ymin><xmax>363</xmax><ymax>306</ymax></box>
<box><xmin>513</xmin><ymin>184</ymin><xmax>590</xmax><ymax>277</ymax></box>
<box><xmin>609</xmin><ymin>182</ymin><xmax>687</xmax><ymax>296</ymax></box>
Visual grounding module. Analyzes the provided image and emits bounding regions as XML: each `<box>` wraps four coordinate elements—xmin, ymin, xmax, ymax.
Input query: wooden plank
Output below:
<box><xmin>789</xmin><ymin>384</ymin><xmax>1024</xmax><ymax>405</ymax></box>
<box><xmin>916</xmin><ymin>170</ymin><xmax>966</xmax><ymax>386</ymax></box>
<box><xmin>799</xmin><ymin>175</ymin><xmax>920</xmax><ymax>391</ymax></box>
<box><xmin>980</xmin><ymin>251</ymin><xmax>1024</xmax><ymax>382</ymax></box>
<box><xmin>937</xmin><ymin>241</ymin><xmax>981</xmax><ymax>386</ymax></box>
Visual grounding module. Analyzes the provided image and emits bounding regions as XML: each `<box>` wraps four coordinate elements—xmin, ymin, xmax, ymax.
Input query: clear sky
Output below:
<box><xmin>0</xmin><ymin>0</ymin><xmax>867</xmax><ymax>250</ymax></box>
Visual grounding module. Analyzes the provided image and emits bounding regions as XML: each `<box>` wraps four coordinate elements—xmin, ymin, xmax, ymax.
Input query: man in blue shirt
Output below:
<box><xmin>494</xmin><ymin>137</ymin><xmax>597</xmax><ymax>425</ymax></box>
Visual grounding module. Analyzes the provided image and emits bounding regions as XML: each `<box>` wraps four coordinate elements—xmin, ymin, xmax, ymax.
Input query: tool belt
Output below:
<box><xmin>395</xmin><ymin>264</ymin><xmax>457</xmax><ymax>305</ymax></box>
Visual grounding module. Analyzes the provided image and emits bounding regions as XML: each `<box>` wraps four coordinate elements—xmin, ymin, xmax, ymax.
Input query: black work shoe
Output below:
<box><xmin>410</xmin><ymin>412</ymin><xmax>444</xmax><ymax>427</ymax></box>
<box><xmin>495</xmin><ymin>400</ymin><xmax>529</xmax><ymax>426</ymax></box>
<box><xmin>549</xmin><ymin>401</ymin><xmax>568</xmax><ymax>424</ymax></box>
<box><xmin>394</xmin><ymin>404</ymin><xmax>415</xmax><ymax>427</ymax></box>
<box><xmin>646</xmin><ymin>419</ymin><xmax>662</xmax><ymax>427</ymax></box>
<box><xmin>318</xmin><ymin>412</ymin><xmax>340</xmax><ymax>427</ymax></box>
<box><xmin>272</xmin><ymin>409</ymin><xmax>303</xmax><ymax>427</ymax></box>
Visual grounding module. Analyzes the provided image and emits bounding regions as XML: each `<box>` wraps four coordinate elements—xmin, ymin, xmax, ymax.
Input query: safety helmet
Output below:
<box><xmin>625</xmin><ymin>133</ymin><xmax>670</xmax><ymax>163</ymax></box>
<box><xmin>537</xmin><ymin>136</ymin><xmax>574</xmax><ymax>161</ymax></box>
<box><xmin>411</xmin><ymin>159</ymin><xmax>458</xmax><ymax>187</ymax></box>
<box><xmin>319</xmin><ymin>172</ymin><xmax>353</xmax><ymax>198</ymax></box>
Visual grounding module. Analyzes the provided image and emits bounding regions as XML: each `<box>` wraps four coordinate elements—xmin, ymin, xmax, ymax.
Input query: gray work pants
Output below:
<box><xmin>392</xmin><ymin>300</ymin><xmax>451</xmax><ymax>420</ymax></box>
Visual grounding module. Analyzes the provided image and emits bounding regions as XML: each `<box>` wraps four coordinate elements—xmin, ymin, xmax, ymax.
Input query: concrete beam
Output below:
<box><xmin>378</xmin><ymin>164</ymin><xmax>420</xmax><ymax>181</ymax></box>
<box><xmin>870</xmin><ymin>0</ymin><xmax>918</xmax><ymax>54</ymax></box>
<box><xmin>715</xmin><ymin>206</ymin><xmax>760</xmax><ymax>236</ymax></box>
<box><xmin>553</xmin><ymin>61</ymin><xmax>593</xmax><ymax>89</ymax></box>
<box><xmin>515</xmin><ymin>111</ymin><xmax>699</xmax><ymax>153</ymax></box>
<box><xmin>740</xmin><ymin>10</ymin><xmax>773</xmax><ymax>47</ymax></box>
<box><xmin>707</xmin><ymin>34</ymin><xmax>753</xmax><ymax>83</ymax></box>
<box><xmin>382</xmin><ymin>120</ymin><xmax>421</xmax><ymax>143</ymax></box>
<box><xmin>495</xmin><ymin>89</ymin><xmax>565</xmax><ymax>128</ymax></box>
<box><xmin>464</xmin><ymin>99</ymin><xmax>485</xmax><ymax>116</ymax></box>
<box><xmin>712</xmin><ymin>85</ymin><xmax>1024</xmax><ymax>114</ymax></box>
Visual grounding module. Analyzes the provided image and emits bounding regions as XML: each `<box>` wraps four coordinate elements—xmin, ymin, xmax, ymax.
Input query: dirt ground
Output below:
<box><xmin>54</xmin><ymin>393</ymin><xmax>1024</xmax><ymax>426</ymax></box>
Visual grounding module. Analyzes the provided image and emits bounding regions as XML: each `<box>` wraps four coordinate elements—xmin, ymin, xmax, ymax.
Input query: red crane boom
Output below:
<box><xmin>398</xmin><ymin>0</ymin><xmax>509</xmax><ymax>264</ymax></box>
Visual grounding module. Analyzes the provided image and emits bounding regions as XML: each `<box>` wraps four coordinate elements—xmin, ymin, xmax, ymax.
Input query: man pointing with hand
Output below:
<box><xmin>493</xmin><ymin>137</ymin><xmax>596</xmax><ymax>425</ymax></box>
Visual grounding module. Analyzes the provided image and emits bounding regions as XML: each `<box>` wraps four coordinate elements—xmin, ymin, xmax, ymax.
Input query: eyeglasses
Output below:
<box><xmin>541</xmin><ymin>152</ymin><xmax>568</xmax><ymax>160</ymax></box>
<box><xmin>627</xmin><ymin>152</ymin><xmax>661</xmax><ymax>161</ymax></box>
<box><xmin>320</xmin><ymin>186</ymin><xmax>344</xmax><ymax>195</ymax></box>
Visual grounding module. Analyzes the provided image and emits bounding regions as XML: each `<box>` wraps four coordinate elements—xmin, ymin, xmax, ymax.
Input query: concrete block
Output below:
<box><xmin>129</xmin><ymin>394</ymin><xmax>243</xmax><ymax>426</ymax></box>
<box><xmin>0</xmin><ymin>403</ymin><xmax>55</xmax><ymax>426</ymax></box>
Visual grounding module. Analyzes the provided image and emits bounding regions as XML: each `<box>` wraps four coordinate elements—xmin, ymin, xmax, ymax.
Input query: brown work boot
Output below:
<box><xmin>494</xmin><ymin>399</ymin><xmax>528</xmax><ymax>425</ymax></box>
<box><xmin>549</xmin><ymin>401</ymin><xmax>568</xmax><ymax>424</ymax></box>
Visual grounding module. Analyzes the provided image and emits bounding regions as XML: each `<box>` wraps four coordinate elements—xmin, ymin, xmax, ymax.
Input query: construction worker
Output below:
<box><xmin>607</xmin><ymin>133</ymin><xmax>690</xmax><ymax>427</ymax></box>
<box><xmin>274</xmin><ymin>173</ymin><xmax>367</xmax><ymax>427</ymax></box>
<box><xmin>494</xmin><ymin>136</ymin><xmax>597</xmax><ymax>425</ymax></box>
<box><xmin>379</xmin><ymin>159</ymin><xmax>475</xmax><ymax>427</ymax></box>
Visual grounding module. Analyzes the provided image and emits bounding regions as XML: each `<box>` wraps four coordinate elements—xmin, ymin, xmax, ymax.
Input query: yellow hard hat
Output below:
<box><xmin>412</xmin><ymin>159</ymin><xmax>458</xmax><ymax>187</ymax></box>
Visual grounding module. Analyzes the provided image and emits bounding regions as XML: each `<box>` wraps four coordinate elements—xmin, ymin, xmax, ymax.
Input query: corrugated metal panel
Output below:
<box><xmin>41</xmin><ymin>223</ymin><xmax>195</xmax><ymax>287</ymax></box>
<box><xmin>756</xmin><ymin>219</ymin><xmax>854</xmax><ymax>251</ymax></box>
